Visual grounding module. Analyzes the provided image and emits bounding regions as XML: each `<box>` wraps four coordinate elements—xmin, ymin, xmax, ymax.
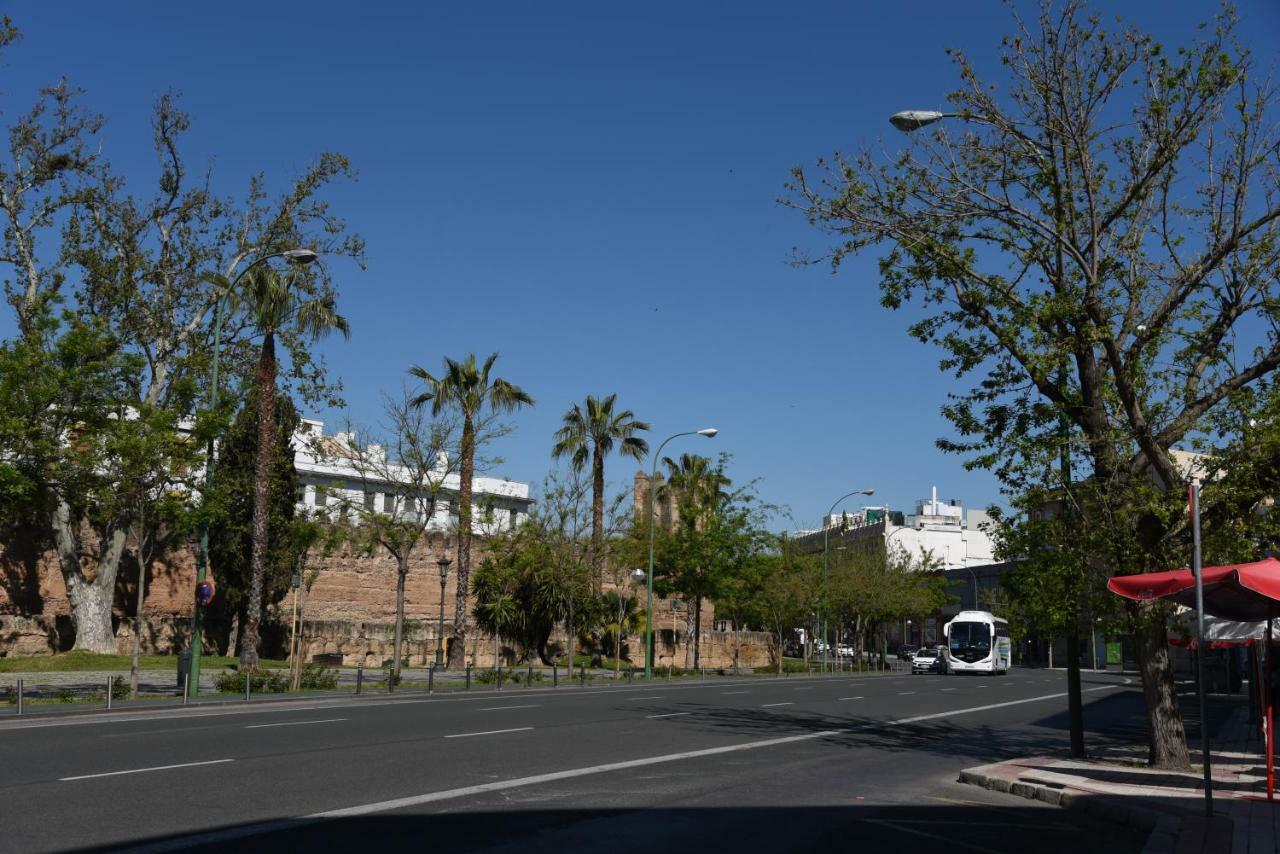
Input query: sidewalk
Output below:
<box><xmin>960</xmin><ymin>703</ymin><xmax>1277</xmax><ymax>853</ymax></box>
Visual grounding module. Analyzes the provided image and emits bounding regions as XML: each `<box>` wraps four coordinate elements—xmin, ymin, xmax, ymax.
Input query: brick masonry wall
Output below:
<box><xmin>0</xmin><ymin>534</ymin><xmax>774</xmax><ymax>669</ymax></box>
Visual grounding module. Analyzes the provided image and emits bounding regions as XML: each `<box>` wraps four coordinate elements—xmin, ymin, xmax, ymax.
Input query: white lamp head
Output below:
<box><xmin>889</xmin><ymin>110</ymin><xmax>946</xmax><ymax>132</ymax></box>
<box><xmin>282</xmin><ymin>248</ymin><xmax>319</xmax><ymax>265</ymax></box>
<box><xmin>697</xmin><ymin>428</ymin><xmax>718</xmax><ymax>438</ymax></box>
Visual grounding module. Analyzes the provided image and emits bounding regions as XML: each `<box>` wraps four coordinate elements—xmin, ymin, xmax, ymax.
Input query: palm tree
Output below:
<box><xmin>600</xmin><ymin>589</ymin><xmax>645</xmax><ymax>678</ymax></box>
<box><xmin>551</xmin><ymin>394</ymin><xmax>649</xmax><ymax>589</ymax></box>
<box><xmin>234</xmin><ymin>266</ymin><xmax>349</xmax><ymax>670</ymax></box>
<box><xmin>409</xmin><ymin>353</ymin><xmax>533</xmax><ymax>669</ymax></box>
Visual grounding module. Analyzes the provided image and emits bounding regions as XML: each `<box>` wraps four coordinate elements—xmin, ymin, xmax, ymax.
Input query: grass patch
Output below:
<box><xmin>0</xmin><ymin>651</ymin><xmax>288</xmax><ymax>673</ymax></box>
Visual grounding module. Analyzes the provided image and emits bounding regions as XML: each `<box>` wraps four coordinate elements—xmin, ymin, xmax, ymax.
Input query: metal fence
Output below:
<box><xmin>0</xmin><ymin>655</ymin><xmax>909</xmax><ymax>718</ymax></box>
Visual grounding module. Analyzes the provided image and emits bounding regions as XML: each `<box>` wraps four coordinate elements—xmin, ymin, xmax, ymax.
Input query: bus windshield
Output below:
<box><xmin>948</xmin><ymin>622</ymin><xmax>991</xmax><ymax>653</ymax></box>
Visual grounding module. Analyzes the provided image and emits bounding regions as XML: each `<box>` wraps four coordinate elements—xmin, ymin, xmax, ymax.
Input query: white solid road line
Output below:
<box><xmin>444</xmin><ymin>727</ymin><xmax>534</xmax><ymax>739</ymax></box>
<box><xmin>478</xmin><ymin>705</ymin><xmax>540</xmax><ymax>712</ymax></box>
<box><xmin>647</xmin><ymin>712</ymin><xmax>691</xmax><ymax>718</ymax></box>
<box><xmin>116</xmin><ymin>683</ymin><xmax>1131</xmax><ymax>852</ymax></box>
<box><xmin>244</xmin><ymin>718</ymin><xmax>346</xmax><ymax>729</ymax></box>
<box><xmin>761</xmin><ymin>702</ymin><xmax>793</xmax><ymax>708</ymax></box>
<box><xmin>61</xmin><ymin>758</ymin><xmax>234</xmax><ymax>782</ymax></box>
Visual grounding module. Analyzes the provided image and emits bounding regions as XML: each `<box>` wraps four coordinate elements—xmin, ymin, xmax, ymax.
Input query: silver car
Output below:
<box><xmin>911</xmin><ymin>646</ymin><xmax>948</xmax><ymax>674</ymax></box>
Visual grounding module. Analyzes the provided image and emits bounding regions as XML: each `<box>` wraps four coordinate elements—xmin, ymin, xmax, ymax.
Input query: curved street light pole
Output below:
<box><xmin>189</xmin><ymin>249</ymin><xmax>318</xmax><ymax>698</ymax></box>
<box><xmin>821</xmin><ymin>488</ymin><xmax>875</xmax><ymax>672</ymax></box>
<box><xmin>644</xmin><ymin>428</ymin><xmax>718</xmax><ymax>680</ymax></box>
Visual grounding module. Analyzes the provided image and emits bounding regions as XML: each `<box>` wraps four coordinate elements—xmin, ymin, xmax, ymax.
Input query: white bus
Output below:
<box><xmin>943</xmin><ymin>611</ymin><xmax>1012</xmax><ymax>675</ymax></box>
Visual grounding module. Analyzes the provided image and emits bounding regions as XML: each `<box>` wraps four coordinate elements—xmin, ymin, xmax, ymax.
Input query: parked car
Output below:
<box><xmin>911</xmin><ymin>646</ymin><xmax>948</xmax><ymax>674</ymax></box>
<box><xmin>897</xmin><ymin>644</ymin><xmax>920</xmax><ymax>661</ymax></box>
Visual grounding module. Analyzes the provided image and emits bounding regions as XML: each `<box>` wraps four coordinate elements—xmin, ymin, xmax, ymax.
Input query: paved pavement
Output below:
<box><xmin>0</xmin><ymin>667</ymin><xmax>1155</xmax><ymax>853</ymax></box>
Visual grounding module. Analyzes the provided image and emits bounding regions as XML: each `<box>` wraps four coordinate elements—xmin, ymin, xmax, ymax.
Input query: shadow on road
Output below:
<box><xmin>77</xmin><ymin>802</ymin><xmax>1152</xmax><ymax>854</ymax></box>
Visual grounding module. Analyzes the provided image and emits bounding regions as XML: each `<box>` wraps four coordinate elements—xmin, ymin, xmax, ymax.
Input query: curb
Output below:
<box><xmin>958</xmin><ymin>767</ymin><xmax>1161</xmax><ymax>830</ymax></box>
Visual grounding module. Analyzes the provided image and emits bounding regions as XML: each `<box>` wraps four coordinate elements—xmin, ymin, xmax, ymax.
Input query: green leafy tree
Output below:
<box><xmin>229</xmin><ymin>267</ymin><xmax>349</xmax><ymax>670</ymax></box>
<box><xmin>787</xmin><ymin>3</ymin><xmax>1280</xmax><ymax>769</ymax></box>
<box><xmin>206</xmin><ymin>388</ymin><xmax>304</xmax><ymax>658</ymax></box>
<box><xmin>409</xmin><ymin>353</ymin><xmax>534</xmax><ymax>669</ymax></box>
<box><xmin>551</xmin><ymin>394</ymin><xmax>650</xmax><ymax>590</ymax></box>
<box><xmin>327</xmin><ymin>390</ymin><xmax>460</xmax><ymax>682</ymax></box>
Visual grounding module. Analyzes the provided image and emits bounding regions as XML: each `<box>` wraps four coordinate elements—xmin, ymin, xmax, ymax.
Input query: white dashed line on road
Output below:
<box><xmin>647</xmin><ymin>712</ymin><xmax>690</xmax><ymax>719</ymax></box>
<box><xmin>839</xmin><ymin>697</ymin><xmax>863</xmax><ymax>701</ymax></box>
<box><xmin>762</xmin><ymin>702</ymin><xmax>794</xmax><ymax>708</ymax></box>
<box><xmin>627</xmin><ymin>697</ymin><xmax>663</xmax><ymax>701</ymax></box>
<box><xmin>61</xmin><ymin>758</ymin><xmax>234</xmax><ymax>781</ymax></box>
<box><xmin>244</xmin><ymin>718</ymin><xmax>346</xmax><ymax>729</ymax></box>
<box><xmin>721</xmin><ymin>691</ymin><xmax>749</xmax><ymax>695</ymax></box>
<box><xmin>898</xmin><ymin>692</ymin><xmax>916</xmax><ymax>696</ymax></box>
<box><xmin>478</xmin><ymin>705</ymin><xmax>540</xmax><ymax>712</ymax></box>
<box><xmin>443</xmin><ymin>727</ymin><xmax>533</xmax><ymax>739</ymax></box>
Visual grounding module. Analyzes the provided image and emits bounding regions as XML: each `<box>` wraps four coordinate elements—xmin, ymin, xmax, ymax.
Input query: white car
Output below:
<box><xmin>911</xmin><ymin>646</ymin><xmax>948</xmax><ymax>674</ymax></box>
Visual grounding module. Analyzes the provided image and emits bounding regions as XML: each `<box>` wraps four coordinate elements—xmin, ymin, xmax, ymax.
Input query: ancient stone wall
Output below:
<box><xmin>0</xmin><ymin>533</ymin><xmax>774</xmax><ymax>669</ymax></box>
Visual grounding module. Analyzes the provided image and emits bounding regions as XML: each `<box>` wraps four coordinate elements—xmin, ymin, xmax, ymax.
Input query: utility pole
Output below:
<box><xmin>1061</xmin><ymin>371</ymin><xmax>1085</xmax><ymax>759</ymax></box>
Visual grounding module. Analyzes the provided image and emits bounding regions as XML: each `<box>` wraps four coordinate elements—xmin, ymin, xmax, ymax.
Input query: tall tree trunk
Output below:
<box><xmin>241</xmin><ymin>333</ymin><xmax>277</xmax><ymax>672</ymax></box>
<box><xmin>130</xmin><ymin>536</ymin><xmax>148</xmax><ymax>699</ymax></box>
<box><xmin>693</xmin><ymin>593</ymin><xmax>703</xmax><ymax>669</ymax></box>
<box><xmin>1066</xmin><ymin>625</ymin><xmax>1085</xmax><ymax>758</ymax></box>
<box><xmin>53</xmin><ymin>501</ymin><xmax>124</xmax><ymax>653</ymax></box>
<box><xmin>1133</xmin><ymin>602</ymin><xmax>1191</xmax><ymax>769</ymax></box>
<box><xmin>566</xmin><ymin>595</ymin><xmax>575</xmax><ymax>670</ymax></box>
<box><xmin>392</xmin><ymin>555</ymin><xmax>408</xmax><ymax>688</ymax></box>
<box><xmin>228</xmin><ymin>611</ymin><xmax>241</xmax><ymax>659</ymax></box>
<box><xmin>591</xmin><ymin>447</ymin><xmax>604</xmax><ymax>594</ymax></box>
<box><xmin>449</xmin><ymin>416</ymin><xmax>475</xmax><ymax>670</ymax></box>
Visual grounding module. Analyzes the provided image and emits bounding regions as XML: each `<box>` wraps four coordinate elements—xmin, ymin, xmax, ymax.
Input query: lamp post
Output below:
<box><xmin>821</xmin><ymin>488</ymin><xmax>875</xmax><ymax>671</ymax></box>
<box><xmin>644</xmin><ymin>427</ymin><xmax>718</xmax><ymax>680</ymax></box>
<box><xmin>188</xmin><ymin>248</ymin><xmax>318</xmax><ymax>699</ymax></box>
<box><xmin>435</xmin><ymin>556</ymin><xmax>451</xmax><ymax>667</ymax></box>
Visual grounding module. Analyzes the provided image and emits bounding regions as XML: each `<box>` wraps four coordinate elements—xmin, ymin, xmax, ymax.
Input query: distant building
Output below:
<box><xmin>794</xmin><ymin>486</ymin><xmax>996</xmax><ymax>571</ymax></box>
<box><xmin>293</xmin><ymin>418</ymin><xmax>532</xmax><ymax>534</ymax></box>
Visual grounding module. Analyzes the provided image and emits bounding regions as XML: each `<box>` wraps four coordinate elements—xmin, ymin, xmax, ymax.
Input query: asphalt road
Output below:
<box><xmin>0</xmin><ymin>667</ymin><xmax>1159</xmax><ymax>853</ymax></box>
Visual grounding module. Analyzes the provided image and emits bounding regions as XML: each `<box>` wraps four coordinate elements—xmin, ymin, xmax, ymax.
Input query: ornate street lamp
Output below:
<box><xmin>435</xmin><ymin>556</ymin><xmax>452</xmax><ymax>667</ymax></box>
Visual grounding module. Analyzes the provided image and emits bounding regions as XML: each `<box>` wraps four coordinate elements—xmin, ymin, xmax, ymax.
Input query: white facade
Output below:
<box><xmin>293</xmin><ymin>418</ymin><xmax>532</xmax><ymax>534</ymax></box>
<box><xmin>815</xmin><ymin>486</ymin><xmax>997</xmax><ymax>571</ymax></box>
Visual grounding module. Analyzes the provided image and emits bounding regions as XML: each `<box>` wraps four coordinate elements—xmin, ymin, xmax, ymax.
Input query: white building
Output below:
<box><xmin>293</xmin><ymin>418</ymin><xmax>532</xmax><ymax>534</ymax></box>
<box><xmin>801</xmin><ymin>486</ymin><xmax>996</xmax><ymax>571</ymax></box>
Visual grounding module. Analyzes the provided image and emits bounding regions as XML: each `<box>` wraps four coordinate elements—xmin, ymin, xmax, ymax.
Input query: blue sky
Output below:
<box><xmin>4</xmin><ymin>2</ymin><xmax>1278</xmax><ymax>527</ymax></box>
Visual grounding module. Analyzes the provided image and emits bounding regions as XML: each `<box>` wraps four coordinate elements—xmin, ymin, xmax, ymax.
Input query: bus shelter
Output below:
<box><xmin>1108</xmin><ymin>556</ymin><xmax>1280</xmax><ymax>800</ymax></box>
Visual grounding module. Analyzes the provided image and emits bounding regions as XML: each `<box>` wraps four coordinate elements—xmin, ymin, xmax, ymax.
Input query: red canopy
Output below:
<box><xmin>1106</xmin><ymin>557</ymin><xmax>1280</xmax><ymax>622</ymax></box>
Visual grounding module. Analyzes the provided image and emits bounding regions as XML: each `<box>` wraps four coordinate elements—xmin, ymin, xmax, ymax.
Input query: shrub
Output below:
<box><xmin>755</xmin><ymin>659</ymin><xmax>808</xmax><ymax>675</ymax></box>
<box><xmin>298</xmin><ymin>664</ymin><xmax>338</xmax><ymax>691</ymax></box>
<box><xmin>213</xmin><ymin>667</ymin><xmax>288</xmax><ymax>694</ymax></box>
<box><xmin>111</xmin><ymin>675</ymin><xmax>129</xmax><ymax>700</ymax></box>
<box><xmin>57</xmin><ymin>687</ymin><xmax>75</xmax><ymax>703</ymax></box>
<box><xmin>473</xmin><ymin>668</ymin><xmax>501</xmax><ymax>685</ymax></box>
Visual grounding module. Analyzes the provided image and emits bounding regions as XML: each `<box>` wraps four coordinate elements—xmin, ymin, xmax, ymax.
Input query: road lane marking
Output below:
<box><xmin>761</xmin><ymin>702</ymin><xmax>793</xmax><ymax>707</ymax></box>
<box><xmin>721</xmin><ymin>691</ymin><xmax>749</xmax><ymax>695</ymax></box>
<box><xmin>244</xmin><ymin>718</ymin><xmax>346</xmax><ymax>729</ymax></box>
<box><xmin>647</xmin><ymin>712</ymin><xmax>690</xmax><ymax>718</ymax></box>
<box><xmin>61</xmin><ymin>758</ymin><xmax>234</xmax><ymax>781</ymax></box>
<box><xmin>478</xmin><ymin>705</ymin><xmax>539</xmax><ymax>711</ymax></box>
<box><xmin>792</xmin><ymin>687</ymin><xmax>814</xmax><ymax>691</ymax></box>
<box><xmin>941</xmin><ymin>688</ymin><xmax>956</xmax><ymax>692</ymax></box>
<box><xmin>898</xmin><ymin>692</ymin><xmax>916</xmax><ymax>696</ymax></box>
<box><xmin>862</xmin><ymin>819</ymin><xmax>999</xmax><ymax>853</ymax></box>
<box><xmin>443</xmin><ymin>727</ymin><xmax>533</xmax><ymax>739</ymax></box>
<box><xmin>838</xmin><ymin>697</ymin><xmax>863</xmax><ymax>701</ymax></box>
<box><xmin>977</xmin><ymin>684</ymin><xmax>989</xmax><ymax>688</ymax></box>
<box><xmin>627</xmin><ymin>696</ymin><xmax>663</xmax><ymax>701</ymax></box>
<box><xmin>118</xmin><ymin>683</ymin><xmax>1132</xmax><ymax>851</ymax></box>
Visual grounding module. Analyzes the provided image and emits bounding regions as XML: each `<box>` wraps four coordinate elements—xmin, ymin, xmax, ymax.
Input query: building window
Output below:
<box><xmin>483</xmin><ymin>503</ymin><xmax>494</xmax><ymax>524</ymax></box>
<box><xmin>364</xmin><ymin>491</ymin><xmax>376</xmax><ymax>512</ymax></box>
<box><xmin>383</xmin><ymin>493</ymin><xmax>396</xmax><ymax>514</ymax></box>
<box><xmin>509</xmin><ymin>508</ymin><xmax>518</xmax><ymax>527</ymax></box>
<box><xmin>314</xmin><ymin>486</ymin><xmax>327</xmax><ymax>507</ymax></box>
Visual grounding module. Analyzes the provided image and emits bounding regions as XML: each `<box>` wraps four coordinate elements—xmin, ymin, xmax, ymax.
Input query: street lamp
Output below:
<box><xmin>821</xmin><ymin>488</ymin><xmax>875</xmax><ymax>671</ymax></box>
<box><xmin>888</xmin><ymin>110</ymin><xmax>961</xmax><ymax>132</ymax></box>
<box><xmin>645</xmin><ymin>427</ymin><xmax>718</xmax><ymax>679</ymax></box>
<box><xmin>188</xmin><ymin>248</ymin><xmax>319</xmax><ymax>698</ymax></box>
<box><xmin>435</xmin><ymin>556</ymin><xmax>452</xmax><ymax>667</ymax></box>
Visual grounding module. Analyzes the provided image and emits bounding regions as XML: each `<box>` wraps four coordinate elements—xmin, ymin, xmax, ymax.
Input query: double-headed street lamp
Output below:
<box><xmin>435</xmin><ymin>556</ymin><xmax>452</xmax><ymax>667</ymax></box>
<box><xmin>821</xmin><ymin>488</ymin><xmax>875</xmax><ymax>671</ymax></box>
<box><xmin>644</xmin><ymin>427</ymin><xmax>718</xmax><ymax>680</ymax></box>
<box><xmin>188</xmin><ymin>248</ymin><xmax>318</xmax><ymax>698</ymax></box>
